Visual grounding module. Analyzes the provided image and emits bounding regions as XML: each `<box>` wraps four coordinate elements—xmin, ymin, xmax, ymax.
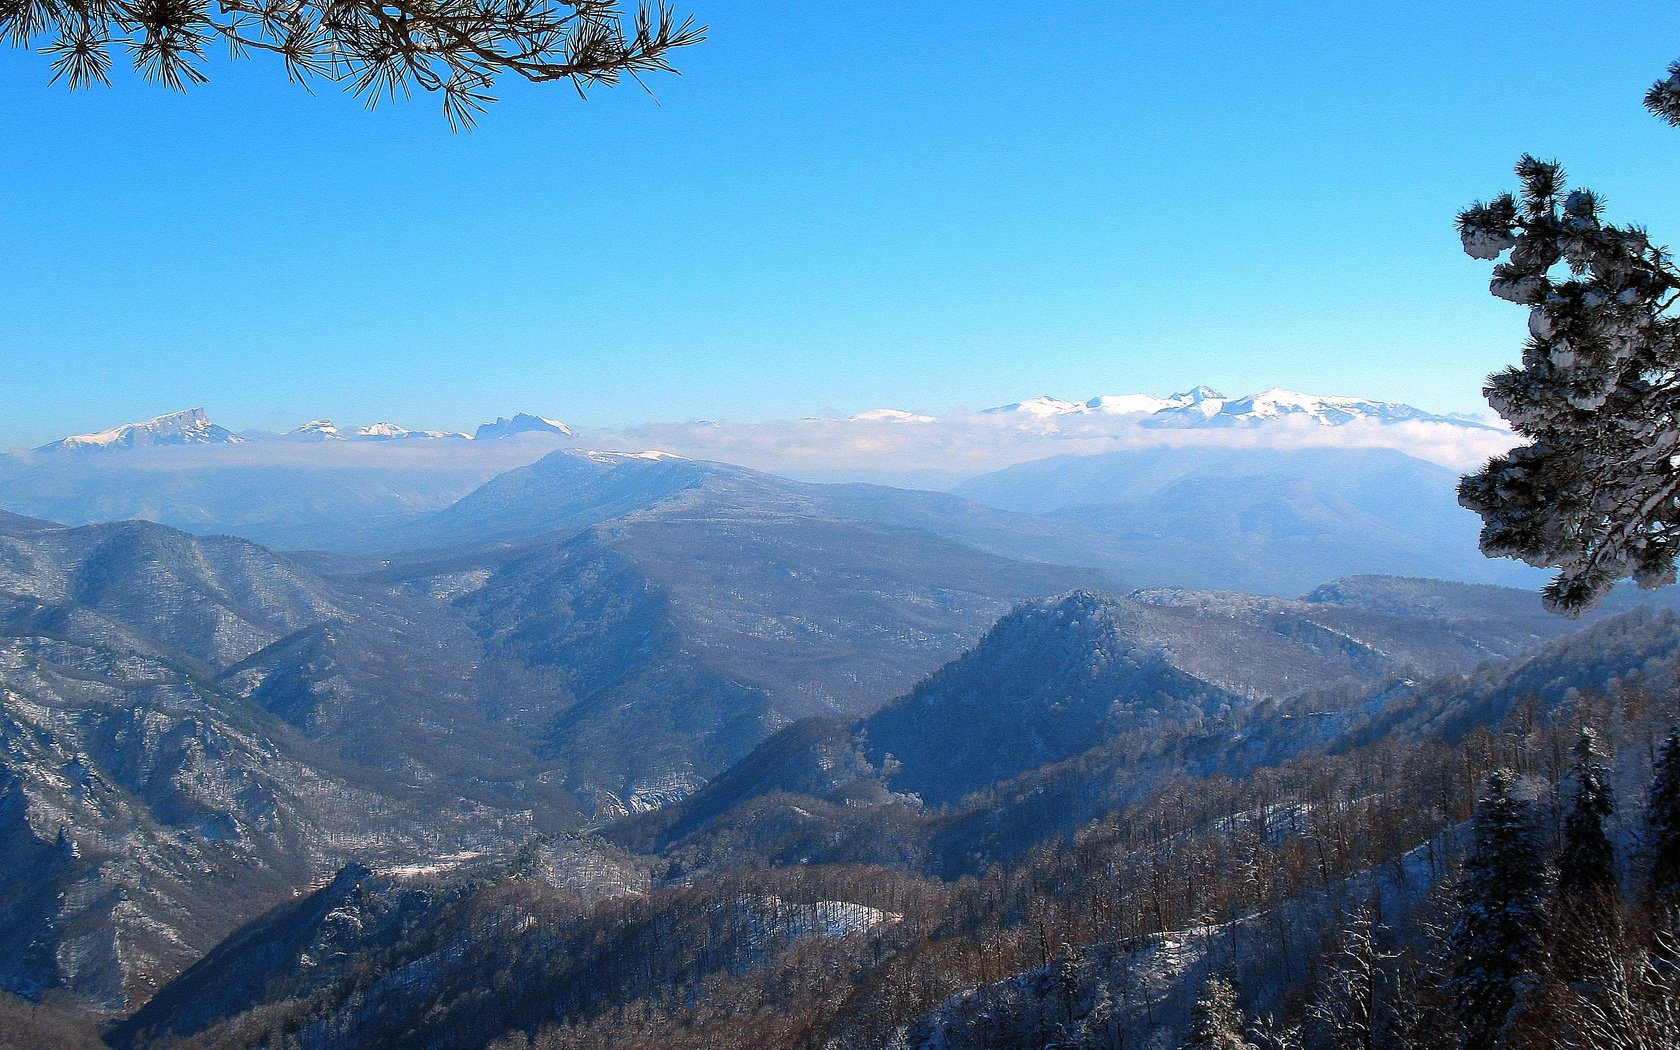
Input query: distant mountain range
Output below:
<box><xmin>1</xmin><ymin>429</ymin><xmax>1530</xmax><ymax>594</ymax></box>
<box><xmin>912</xmin><ymin>385</ymin><xmax>1497</xmax><ymax>430</ymax></box>
<box><xmin>586</xmin><ymin>384</ymin><xmax>1513</xmax><ymax>490</ymax></box>
<box><xmin>1</xmin><ymin>411</ymin><xmax>585</xmax><ymax>548</ymax></box>
<box><xmin>2</xmin><ymin>383</ymin><xmax>1507</xmax><ymax>548</ymax></box>
<box><xmin>21</xmin><ymin>386</ymin><xmax>1494</xmax><ymax>458</ymax></box>
<box><xmin>32</xmin><ymin>408</ymin><xmax>574</xmax><ymax>452</ymax></box>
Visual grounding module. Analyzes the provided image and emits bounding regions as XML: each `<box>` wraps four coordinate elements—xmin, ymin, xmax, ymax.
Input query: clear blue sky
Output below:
<box><xmin>4</xmin><ymin>0</ymin><xmax>1680</xmax><ymax>448</ymax></box>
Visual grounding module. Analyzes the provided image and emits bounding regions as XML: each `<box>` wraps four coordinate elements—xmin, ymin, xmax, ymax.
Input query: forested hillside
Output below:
<box><xmin>93</xmin><ymin>598</ymin><xmax>1680</xmax><ymax>1050</ymax></box>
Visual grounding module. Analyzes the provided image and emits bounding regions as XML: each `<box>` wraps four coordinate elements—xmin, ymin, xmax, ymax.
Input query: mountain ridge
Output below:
<box><xmin>34</xmin><ymin>408</ymin><xmax>245</xmax><ymax>453</ymax></box>
<box><xmin>953</xmin><ymin>386</ymin><xmax>1496</xmax><ymax>429</ymax></box>
<box><xmin>26</xmin><ymin>408</ymin><xmax>575</xmax><ymax>454</ymax></box>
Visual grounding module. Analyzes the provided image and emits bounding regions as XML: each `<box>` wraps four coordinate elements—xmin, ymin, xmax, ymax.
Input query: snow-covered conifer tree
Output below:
<box><xmin>1446</xmin><ymin>770</ymin><xmax>1547</xmax><ymax>1050</ymax></box>
<box><xmin>1554</xmin><ymin>729</ymin><xmax>1622</xmax><ymax>986</ymax></box>
<box><xmin>1186</xmin><ymin>975</ymin><xmax>1255</xmax><ymax>1050</ymax></box>
<box><xmin>1455</xmin><ymin>61</ymin><xmax>1680</xmax><ymax>614</ymax></box>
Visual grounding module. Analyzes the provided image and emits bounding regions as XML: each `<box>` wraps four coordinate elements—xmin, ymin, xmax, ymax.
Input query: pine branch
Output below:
<box><xmin>1</xmin><ymin>0</ymin><xmax>704</xmax><ymax>125</ymax></box>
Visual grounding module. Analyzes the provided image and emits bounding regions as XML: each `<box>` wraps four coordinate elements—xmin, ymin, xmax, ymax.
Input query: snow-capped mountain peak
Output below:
<box><xmin>36</xmin><ymin>408</ymin><xmax>245</xmax><ymax>453</ymax></box>
<box><xmin>1176</xmin><ymin>385</ymin><xmax>1224</xmax><ymax>402</ymax></box>
<box><xmin>281</xmin><ymin>419</ymin><xmax>469</xmax><ymax>442</ymax></box>
<box><xmin>284</xmin><ymin>419</ymin><xmax>343</xmax><ymax>442</ymax></box>
<box><xmin>989</xmin><ymin>387</ymin><xmax>1231</xmax><ymax>420</ymax></box>
<box><xmin>356</xmin><ymin>422</ymin><xmax>414</xmax><ymax>439</ymax></box>
<box><xmin>474</xmin><ymin>414</ymin><xmax>574</xmax><ymax>440</ymax></box>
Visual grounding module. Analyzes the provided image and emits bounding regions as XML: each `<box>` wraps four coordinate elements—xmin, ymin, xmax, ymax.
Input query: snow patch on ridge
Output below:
<box><xmin>583</xmin><ymin>449</ymin><xmax>688</xmax><ymax>465</ymax></box>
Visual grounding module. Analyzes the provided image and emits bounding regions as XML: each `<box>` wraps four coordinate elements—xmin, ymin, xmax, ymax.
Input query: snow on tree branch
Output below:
<box><xmin>1457</xmin><ymin>152</ymin><xmax>1680</xmax><ymax>615</ymax></box>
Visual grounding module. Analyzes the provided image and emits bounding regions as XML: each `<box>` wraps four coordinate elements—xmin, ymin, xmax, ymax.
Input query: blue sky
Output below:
<box><xmin>3</xmin><ymin>0</ymin><xmax>1680</xmax><ymax>448</ymax></box>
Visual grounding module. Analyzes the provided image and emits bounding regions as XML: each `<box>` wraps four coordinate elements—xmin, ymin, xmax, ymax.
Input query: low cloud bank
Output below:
<box><xmin>578</xmin><ymin>412</ymin><xmax>1517</xmax><ymax>483</ymax></box>
<box><xmin>2</xmin><ymin>414</ymin><xmax>1516</xmax><ymax>493</ymax></box>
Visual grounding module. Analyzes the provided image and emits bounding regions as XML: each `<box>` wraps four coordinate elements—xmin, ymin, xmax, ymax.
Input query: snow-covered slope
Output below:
<box><xmin>1162</xmin><ymin>387</ymin><xmax>1469</xmax><ymax>427</ymax></box>
<box><xmin>35</xmin><ymin>408</ymin><xmax>245</xmax><ymax>452</ymax></box>
<box><xmin>1084</xmin><ymin>387</ymin><xmax>1205</xmax><ymax>415</ymax></box>
<box><xmin>983</xmin><ymin>395</ymin><xmax>1090</xmax><ymax>418</ymax></box>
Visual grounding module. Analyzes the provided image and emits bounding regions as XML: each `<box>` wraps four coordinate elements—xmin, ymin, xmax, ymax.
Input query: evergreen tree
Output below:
<box><xmin>1447</xmin><ymin>769</ymin><xmax>1548</xmax><ymax>1050</ymax></box>
<box><xmin>1554</xmin><ymin>728</ymin><xmax>1621</xmax><ymax>986</ymax></box>
<box><xmin>1455</xmin><ymin>60</ymin><xmax>1680</xmax><ymax>615</ymax></box>
<box><xmin>1186</xmin><ymin>975</ymin><xmax>1254</xmax><ymax>1050</ymax></box>
<box><xmin>1644</xmin><ymin>731</ymin><xmax>1680</xmax><ymax>926</ymax></box>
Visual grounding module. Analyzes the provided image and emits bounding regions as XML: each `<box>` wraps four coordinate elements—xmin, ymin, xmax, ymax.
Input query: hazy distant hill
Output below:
<box><xmin>0</xmin><ymin>409</ymin><xmax>580</xmax><ymax>549</ymax></box>
<box><xmin>953</xmin><ymin>445</ymin><xmax>1543</xmax><ymax>594</ymax></box>
<box><xmin>2</xmin><ymin>408</ymin><xmax>1532</xmax><ymax>603</ymax></box>
<box><xmin>852</xmin><ymin>585</ymin><xmax>1563</xmax><ymax>806</ymax></box>
<box><xmin>375</xmin><ymin>452</ymin><xmax>1117</xmax><ymax>809</ymax></box>
<box><xmin>618</xmin><ymin>575</ymin><xmax>1620</xmax><ymax>864</ymax></box>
